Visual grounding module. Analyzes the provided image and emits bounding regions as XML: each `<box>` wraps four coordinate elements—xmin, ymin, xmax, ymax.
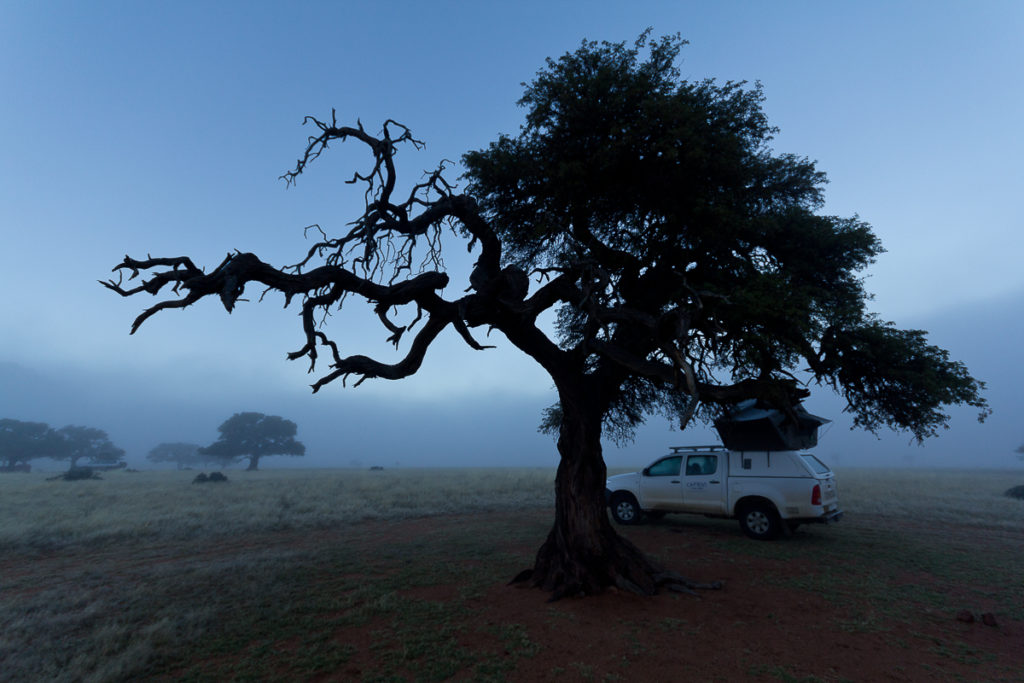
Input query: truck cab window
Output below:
<box><xmin>685</xmin><ymin>455</ymin><xmax>718</xmax><ymax>476</ymax></box>
<box><xmin>646</xmin><ymin>456</ymin><xmax>682</xmax><ymax>477</ymax></box>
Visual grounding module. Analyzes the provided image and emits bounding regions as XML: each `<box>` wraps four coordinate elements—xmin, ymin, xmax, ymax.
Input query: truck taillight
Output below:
<box><xmin>811</xmin><ymin>484</ymin><xmax>821</xmax><ymax>506</ymax></box>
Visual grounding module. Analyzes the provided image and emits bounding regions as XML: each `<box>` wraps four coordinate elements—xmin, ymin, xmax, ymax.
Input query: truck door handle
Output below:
<box><xmin>709</xmin><ymin>480</ymin><xmax>720</xmax><ymax>484</ymax></box>
<box><xmin>671</xmin><ymin>480</ymin><xmax>680</xmax><ymax>484</ymax></box>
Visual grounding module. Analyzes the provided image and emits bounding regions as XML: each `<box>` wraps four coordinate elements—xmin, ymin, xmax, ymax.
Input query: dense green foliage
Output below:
<box><xmin>0</xmin><ymin>419</ymin><xmax>56</xmax><ymax>470</ymax></box>
<box><xmin>463</xmin><ymin>33</ymin><xmax>987</xmax><ymax>440</ymax></box>
<box><xmin>1</xmin><ymin>419</ymin><xmax>125</xmax><ymax>470</ymax></box>
<box><xmin>53</xmin><ymin>425</ymin><xmax>125</xmax><ymax>469</ymax></box>
<box><xmin>200</xmin><ymin>412</ymin><xmax>305</xmax><ymax>470</ymax></box>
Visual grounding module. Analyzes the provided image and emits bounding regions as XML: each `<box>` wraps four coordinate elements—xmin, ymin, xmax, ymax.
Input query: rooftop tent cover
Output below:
<box><xmin>713</xmin><ymin>400</ymin><xmax>830</xmax><ymax>451</ymax></box>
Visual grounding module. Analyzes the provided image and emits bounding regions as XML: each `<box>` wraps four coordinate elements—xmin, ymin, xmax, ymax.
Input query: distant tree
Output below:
<box><xmin>147</xmin><ymin>442</ymin><xmax>203</xmax><ymax>470</ymax></box>
<box><xmin>1016</xmin><ymin>444</ymin><xmax>1024</xmax><ymax>462</ymax></box>
<box><xmin>106</xmin><ymin>33</ymin><xmax>987</xmax><ymax>598</ymax></box>
<box><xmin>0</xmin><ymin>419</ymin><xmax>57</xmax><ymax>471</ymax></box>
<box><xmin>54</xmin><ymin>425</ymin><xmax>126</xmax><ymax>470</ymax></box>
<box><xmin>199</xmin><ymin>412</ymin><xmax>305</xmax><ymax>471</ymax></box>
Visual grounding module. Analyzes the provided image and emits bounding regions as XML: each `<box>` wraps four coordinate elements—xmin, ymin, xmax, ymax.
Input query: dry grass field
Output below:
<box><xmin>0</xmin><ymin>468</ymin><xmax>558</xmax><ymax>552</ymax></box>
<box><xmin>1</xmin><ymin>466</ymin><xmax>1022</xmax><ymax>681</ymax></box>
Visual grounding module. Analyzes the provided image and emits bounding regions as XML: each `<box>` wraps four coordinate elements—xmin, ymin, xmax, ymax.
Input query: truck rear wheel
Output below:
<box><xmin>738</xmin><ymin>502</ymin><xmax>782</xmax><ymax>540</ymax></box>
<box><xmin>609</xmin><ymin>492</ymin><xmax>642</xmax><ymax>525</ymax></box>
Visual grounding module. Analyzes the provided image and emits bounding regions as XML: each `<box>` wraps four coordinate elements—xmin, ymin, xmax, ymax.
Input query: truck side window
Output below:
<box><xmin>647</xmin><ymin>456</ymin><xmax>682</xmax><ymax>476</ymax></box>
<box><xmin>685</xmin><ymin>455</ymin><xmax>718</xmax><ymax>476</ymax></box>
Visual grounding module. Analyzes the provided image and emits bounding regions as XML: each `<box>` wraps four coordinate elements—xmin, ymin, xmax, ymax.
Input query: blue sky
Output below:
<box><xmin>2</xmin><ymin>1</ymin><xmax>1022</xmax><ymax>468</ymax></box>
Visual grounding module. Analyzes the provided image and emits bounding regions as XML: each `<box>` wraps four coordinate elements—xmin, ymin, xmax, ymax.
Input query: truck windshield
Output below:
<box><xmin>801</xmin><ymin>454</ymin><xmax>831</xmax><ymax>475</ymax></box>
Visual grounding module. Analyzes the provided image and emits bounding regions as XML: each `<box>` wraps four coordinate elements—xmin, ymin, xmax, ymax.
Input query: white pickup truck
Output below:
<box><xmin>605</xmin><ymin>445</ymin><xmax>842</xmax><ymax>540</ymax></box>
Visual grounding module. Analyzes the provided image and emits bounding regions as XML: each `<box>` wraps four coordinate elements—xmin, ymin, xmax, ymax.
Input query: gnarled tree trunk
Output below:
<box><xmin>514</xmin><ymin>383</ymin><xmax>719</xmax><ymax>600</ymax></box>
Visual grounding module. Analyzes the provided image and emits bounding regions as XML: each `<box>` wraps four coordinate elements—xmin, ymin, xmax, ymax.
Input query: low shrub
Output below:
<box><xmin>192</xmin><ymin>472</ymin><xmax>229</xmax><ymax>484</ymax></box>
<box><xmin>49</xmin><ymin>467</ymin><xmax>102</xmax><ymax>481</ymax></box>
<box><xmin>1004</xmin><ymin>484</ymin><xmax>1024</xmax><ymax>500</ymax></box>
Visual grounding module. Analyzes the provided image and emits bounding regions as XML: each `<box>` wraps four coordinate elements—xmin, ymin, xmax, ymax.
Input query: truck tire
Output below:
<box><xmin>738</xmin><ymin>502</ymin><xmax>782</xmax><ymax>540</ymax></box>
<box><xmin>610</xmin><ymin>492</ymin><xmax>642</xmax><ymax>525</ymax></box>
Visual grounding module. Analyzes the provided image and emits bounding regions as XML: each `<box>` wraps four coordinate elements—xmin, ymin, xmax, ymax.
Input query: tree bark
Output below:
<box><xmin>246</xmin><ymin>456</ymin><xmax>259</xmax><ymax>471</ymax></box>
<box><xmin>513</xmin><ymin>383</ymin><xmax>719</xmax><ymax>600</ymax></box>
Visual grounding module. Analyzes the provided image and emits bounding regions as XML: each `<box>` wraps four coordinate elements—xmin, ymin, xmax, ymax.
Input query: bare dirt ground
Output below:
<box><xmin>330</xmin><ymin>512</ymin><xmax>1023</xmax><ymax>682</ymax></box>
<box><xmin>3</xmin><ymin>508</ymin><xmax>1022</xmax><ymax>681</ymax></box>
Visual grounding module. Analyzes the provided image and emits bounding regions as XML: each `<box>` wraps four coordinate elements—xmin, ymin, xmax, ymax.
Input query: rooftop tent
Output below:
<box><xmin>713</xmin><ymin>400</ymin><xmax>830</xmax><ymax>451</ymax></box>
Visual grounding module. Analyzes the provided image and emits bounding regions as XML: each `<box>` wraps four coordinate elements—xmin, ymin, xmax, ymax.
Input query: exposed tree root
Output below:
<box><xmin>509</xmin><ymin>526</ymin><xmax>723</xmax><ymax>601</ymax></box>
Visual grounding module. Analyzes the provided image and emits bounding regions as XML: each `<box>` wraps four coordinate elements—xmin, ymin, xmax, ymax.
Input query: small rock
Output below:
<box><xmin>955</xmin><ymin>610</ymin><xmax>975</xmax><ymax>623</ymax></box>
<box><xmin>981</xmin><ymin>612</ymin><xmax>998</xmax><ymax>627</ymax></box>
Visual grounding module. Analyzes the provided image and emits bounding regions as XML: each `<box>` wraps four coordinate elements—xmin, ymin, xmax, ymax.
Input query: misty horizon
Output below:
<box><xmin>3</xmin><ymin>283</ymin><xmax>1021</xmax><ymax>472</ymax></box>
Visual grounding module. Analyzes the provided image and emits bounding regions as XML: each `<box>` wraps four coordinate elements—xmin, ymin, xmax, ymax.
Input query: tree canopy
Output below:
<box><xmin>106</xmin><ymin>33</ymin><xmax>987</xmax><ymax>598</ymax></box>
<box><xmin>53</xmin><ymin>425</ymin><xmax>125</xmax><ymax>469</ymax></box>
<box><xmin>0</xmin><ymin>419</ymin><xmax>57</xmax><ymax>471</ymax></box>
<box><xmin>462</xmin><ymin>34</ymin><xmax>987</xmax><ymax>440</ymax></box>
<box><xmin>199</xmin><ymin>412</ymin><xmax>305</xmax><ymax>471</ymax></box>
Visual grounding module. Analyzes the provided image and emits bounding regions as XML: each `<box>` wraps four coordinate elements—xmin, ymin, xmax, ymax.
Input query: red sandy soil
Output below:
<box><xmin>323</xmin><ymin>512</ymin><xmax>1023</xmax><ymax>682</ymax></box>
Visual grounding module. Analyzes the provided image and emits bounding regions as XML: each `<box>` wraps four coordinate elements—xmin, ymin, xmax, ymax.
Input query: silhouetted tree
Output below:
<box><xmin>199</xmin><ymin>412</ymin><xmax>304</xmax><ymax>471</ymax></box>
<box><xmin>1016</xmin><ymin>444</ymin><xmax>1024</xmax><ymax>462</ymax></box>
<box><xmin>0</xmin><ymin>419</ymin><xmax>57</xmax><ymax>472</ymax></box>
<box><xmin>147</xmin><ymin>442</ymin><xmax>203</xmax><ymax>470</ymax></box>
<box><xmin>106</xmin><ymin>33</ymin><xmax>987</xmax><ymax>598</ymax></box>
<box><xmin>54</xmin><ymin>426</ymin><xmax>125</xmax><ymax>470</ymax></box>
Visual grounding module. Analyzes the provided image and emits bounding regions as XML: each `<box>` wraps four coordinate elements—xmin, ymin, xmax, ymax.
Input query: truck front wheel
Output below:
<box><xmin>738</xmin><ymin>502</ymin><xmax>782</xmax><ymax>540</ymax></box>
<box><xmin>609</xmin><ymin>492</ymin><xmax>642</xmax><ymax>525</ymax></box>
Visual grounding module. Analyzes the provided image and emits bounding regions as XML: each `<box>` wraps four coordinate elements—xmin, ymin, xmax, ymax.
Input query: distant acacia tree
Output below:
<box><xmin>106</xmin><ymin>34</ymin><xmax>987</xmax><ymax>598</ymax></box>
<box><xmin>199</xmin><ymin>412</ymin><xmax>304</xmax><ymax>471</ymax></box>
<box><xmin>54</xmin><ymin>425</ymin><xmax>125</xmax><ymax>470</ymax></box>
<box><xmin>0</xmin><ymin>419</ymin><xmax>56</xmax><ymax>472</ymax></box>
<box><xmin>147</xmin><ymin>442</ymin><xmax>203</xmax><ymax>470</ymax></box>
<box><xmin>1016</xmin><ymin>444</ymin><xmax>1024</xmax><ymax>462</ymax></box>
